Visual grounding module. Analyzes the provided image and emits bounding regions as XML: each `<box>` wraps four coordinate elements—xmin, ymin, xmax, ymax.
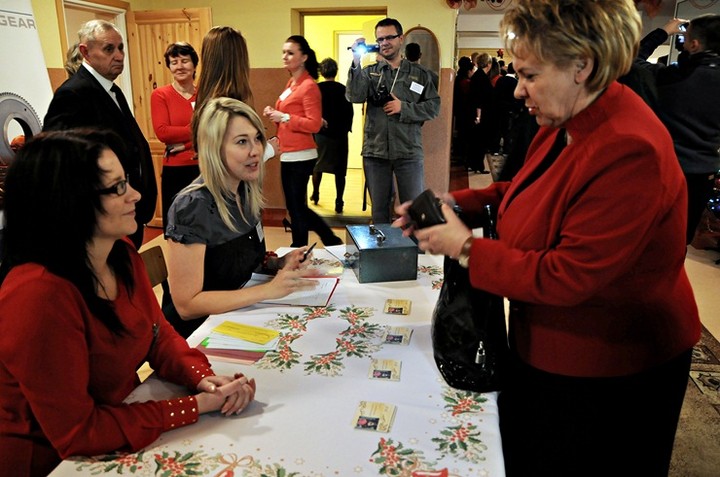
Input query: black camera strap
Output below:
<box><xmin>377</xmin><ymin>66</ymin><xmax>401</xmax><ymax>95</ymax></box>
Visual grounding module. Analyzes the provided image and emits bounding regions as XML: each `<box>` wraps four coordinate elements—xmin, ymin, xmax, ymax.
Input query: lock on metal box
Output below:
<box><xmin>344</xmin><ymin>224</ymin><xmax>418</xmax><ymax>283</ymax></box>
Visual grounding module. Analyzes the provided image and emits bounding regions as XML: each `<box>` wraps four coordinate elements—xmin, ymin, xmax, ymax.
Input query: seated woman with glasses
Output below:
<box><xmin>164</xmin><ymin>98</ymin><xmax>317</xmax><ymax>339</ymax></box>
<box><xmin>0</xmin><ymin>129</ymin><xmax>256</xmax><ymax>477</ymax></box>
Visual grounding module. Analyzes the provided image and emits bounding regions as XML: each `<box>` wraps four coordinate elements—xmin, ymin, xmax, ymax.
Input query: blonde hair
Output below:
<box><xmin>64</xmin><ymin>42</ymin><xmax>82</xmax><ymax>77</ymax></box>
<box><xmin>499</xmin><ymin>0</ymin><xmax>641</xmax><ymax>92</ymax></box>
<box><xmin>184</xmin><ymin>97</ymin><xmax>266</xmax><ymax>231</ymax></box>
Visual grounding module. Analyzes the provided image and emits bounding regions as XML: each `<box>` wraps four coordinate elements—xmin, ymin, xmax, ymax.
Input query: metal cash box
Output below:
<box><xmin>345</xmin><ymin>224</ymin><xmax>418</xmax><ymax>283</ymax></box>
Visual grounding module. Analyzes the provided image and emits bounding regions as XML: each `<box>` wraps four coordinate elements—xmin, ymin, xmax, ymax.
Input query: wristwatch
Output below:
<box><xmin>457</xmin><ymin>236</ymin><xmax>473</xmax><ymax>269</ymax></box>
<box><xmin>281</xmin><ymin>113</ymin><xmax>291</xmax><ymax>123</ymax></box>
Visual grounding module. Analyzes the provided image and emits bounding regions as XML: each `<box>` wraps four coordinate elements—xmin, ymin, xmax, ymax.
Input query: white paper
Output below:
<box><xmin>245</xmin><ymin>273</ymin><xmax>338</xmax><ymax>307</ymax></box>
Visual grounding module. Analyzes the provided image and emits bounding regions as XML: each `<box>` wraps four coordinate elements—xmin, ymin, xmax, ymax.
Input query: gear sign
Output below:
<box><xmin>0</xmin><ymin>92</ymin><xmax>42</xmax><ymax>164</ymax></box>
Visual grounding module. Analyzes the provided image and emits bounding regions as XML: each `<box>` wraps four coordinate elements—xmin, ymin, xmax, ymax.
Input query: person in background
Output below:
<box><xmin>64</xmin><ymin>42</ymin><xmax>82</xmax><ymax>77</ymax></box>
<box><xmin>0</xmin><ymin>129</ymin><xmax>256</xmax><ymax>477</ymax></box>
<box><xmin>635</xmin><ymin>14</ymin><xmax>720</xmax><ymax>244</ymax></box>
<box><xmin>452</xmin><ymin>56</ymin><xmax>475</xmax><ymax>169</ymax></box>
<box><xmin>43</xmin><ymin>20</ymin><xmax>157</xmax><ymax>249</ymax></box>
<box><xmin>193</xmin><ymin>26</ymin><xmax>278</xmax><ymax>163</ymax></box>
<box><xmin>264</xmin><ymin>36</ymin><xmax>342</xmax><ymax>247</ymax></box>
<box><xmin>468</xmin><ymin>52</ymin><xmax>492</xmax><ymax>173</ymax></box>
<box><xmin>470</xmin><ymin>51</ymin><xmax>480</xmax><ymax>73</ymax></box>
<box><xmin>346</xmin><ymin>18</ymin><xmax>440</xmax><ymax>223</ymax></box>
<box><xmin>394</xmin><ymin>1</ymin><xmax>700</xmax><ymax>475</ymax></box>
<box><xmin>164</xmin><ymin>98</ymin><xmax>316</xmax><ymax>338</ymax></box>
<box><xmin>404</xmin><ymin>42</ymin><xmax>421</xmax><ymax>62</ymax></box>
<box><xmin>151</xmin><ymin>42</ymin><xmax>199</xmax><ymax>227</ymax></box>
<box><xmin>310</xmin><ymin>58</ymin><xmax>354</xmax><ymax>214</ymax></box>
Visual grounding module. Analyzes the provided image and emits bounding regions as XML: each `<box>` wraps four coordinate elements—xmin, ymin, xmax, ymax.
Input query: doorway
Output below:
<box><xmin>59</xmin><ymin>0</ymin><xmax>134</xmax><ymax>105</ymax></box>
<box><xmin>301</xmin><ymin>11</ymin><xmax>386</xmax><ymax>224</ymax></box>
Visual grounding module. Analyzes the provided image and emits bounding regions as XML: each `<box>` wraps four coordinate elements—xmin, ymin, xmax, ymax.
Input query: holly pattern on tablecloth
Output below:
<box><xmin>71</xmin><ymin>451</ymin><xmax>305</xmax><ymax>476</ymax></box>
<box><xmin>369</xmin><ymin>437</ymin><xmax>434</xmax><ymax>475</ymax></box>
<box><xmin>442</xmin><ymin>387</ymin><xmax>490</xmax><ymax>416</ymax></box>
<box><xmin>432</xmin><ymin>422</ymin><xmax>488</xmax><ymax>463</ymax></box>
<box><xmin>255</xmin><ymin>304</ymin><xmax>385</xmax><ymax>376</ymax></box>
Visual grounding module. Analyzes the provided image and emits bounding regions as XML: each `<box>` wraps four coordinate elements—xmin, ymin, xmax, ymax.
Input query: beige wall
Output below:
<box><xmin>34</xmin><ymin>0</ymin><xmax>458</xmax><ymax>71</ymax></box>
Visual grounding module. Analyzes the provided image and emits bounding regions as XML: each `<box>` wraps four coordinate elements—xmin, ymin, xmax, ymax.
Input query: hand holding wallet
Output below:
<box><xmin>408</xmin><ymin>189</ymin><xmax>446</xmax><ymax>229</ymax></box>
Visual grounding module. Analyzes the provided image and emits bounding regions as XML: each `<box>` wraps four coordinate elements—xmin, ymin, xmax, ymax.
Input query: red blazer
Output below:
<box><xmin>274</xmin><ymin>70</ymin><xmax>322</xmax><ymax>154</ymax></box>
<box><xmin>0</xmin><ymin>242</ymin><xmax>214</xmax><ymax>476</ymax></box>
<box><xmin>452</xmin><ymin>81</ymin><xmax>700</xmax><ymax>377</ymax></box>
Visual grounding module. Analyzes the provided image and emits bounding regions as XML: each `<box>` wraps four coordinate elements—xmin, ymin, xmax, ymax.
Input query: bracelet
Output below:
<box><xmin>457</xmin><ymin>236</ymin><xmax>473</xmax><ymax>269</ymax></box>
<box><xmin>262</xmin><ymin>251</ymin><xmax>278</xmax><ymax>269</ymax></box>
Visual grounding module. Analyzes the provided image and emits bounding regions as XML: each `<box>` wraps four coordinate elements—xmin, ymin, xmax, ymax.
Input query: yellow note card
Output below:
<box><xmin>212</xmin><ymin>321</ymin><xmax>279</xmax><ymax>345</ymax></box>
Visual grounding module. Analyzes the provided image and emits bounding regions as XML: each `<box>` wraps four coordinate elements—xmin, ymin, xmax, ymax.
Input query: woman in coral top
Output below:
<box><xmin>151</xmin><ymin>42</ymin><xmax>199</xmax><ymax>227</ymax></box>
<box><xmin>0</xmin><ymin>130</ymin><xmax>255</xmax><ymax>477</ymax></box>
<box><xmin>264</xmin><ymin>35</ymin><xmax>342</xmax><ymax>247</ymax></box>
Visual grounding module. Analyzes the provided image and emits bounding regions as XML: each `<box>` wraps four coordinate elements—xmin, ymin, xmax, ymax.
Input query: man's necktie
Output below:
<box><xmin>110</xmin><ymin>84</ymin><xmax>133</xmax><ymax>118</ymax></box>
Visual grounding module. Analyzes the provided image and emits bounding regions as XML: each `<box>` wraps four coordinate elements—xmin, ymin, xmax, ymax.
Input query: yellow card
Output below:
<box><xmin>352</xmin><ymin>401</ymin><xmax>397</xmax><ymax>433</ymax></box>
<box><xmin>368</xmin><ymin>359</ymin><xmax>402</xmax><ymax>381</ymax></box>
<box><xmin>384</xmin><ymin>299</ymin><xmax>411</xmax><ymax>315</ymax></box>
<box><xmin>212</xmin><ymin>321</ymin><xmax>279</xmax><ymax>345</ymax></box>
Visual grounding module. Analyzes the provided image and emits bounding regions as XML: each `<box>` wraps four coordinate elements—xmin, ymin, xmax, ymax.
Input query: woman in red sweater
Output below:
<box><xmin>264</xmin><ymin>35</ymin><xmax>342</xmax><ymax>247</ymax></box>
<box><xmin>0</xmin><ymin>130</ymin><xmax>256</xmax><ymax>476</ymax></box>
<box><xmin>394</xmin><ymin>1</ymin><xmax>701</xmax><ymax>475</ymax></box>
<box><xmin>151</xmin><ymin>42</ymin><xmax>199</xmax><ymax>227</ymax></box>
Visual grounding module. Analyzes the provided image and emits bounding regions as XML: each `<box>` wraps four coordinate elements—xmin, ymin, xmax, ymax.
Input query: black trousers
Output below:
<box><xmin>280</xmin><ymin>159</ymin><xmax>337</xmax><ymax>247</ymax></box>
<box><xmin>499</xmin><ymin>349</ymin><xmax>692</xmax><ymax>477</ymax></box>
<box><xmin>684</xmin><ymin>171</ymin><xmax>716</xmax><ymax>245</ymax></box>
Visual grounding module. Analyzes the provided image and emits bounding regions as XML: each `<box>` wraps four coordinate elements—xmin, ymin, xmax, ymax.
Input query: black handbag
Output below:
<box><xmin>431</xmin><ymin>205</ymin><xmax>509</xmax><ymax>393</ymax></box>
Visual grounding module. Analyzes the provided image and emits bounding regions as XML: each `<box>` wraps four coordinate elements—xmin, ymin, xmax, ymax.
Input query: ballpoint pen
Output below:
<box><xmin>300</xmin><ymin>242</ymin><xmax>317</xmax><ymax>263</ymax></box>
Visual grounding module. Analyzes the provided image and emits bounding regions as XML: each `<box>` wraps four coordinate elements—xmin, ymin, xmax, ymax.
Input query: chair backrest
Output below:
<box><xmin>139</xmin><ymin>245</ymin><xmax>168</xmax><ymax>288</ymax></box>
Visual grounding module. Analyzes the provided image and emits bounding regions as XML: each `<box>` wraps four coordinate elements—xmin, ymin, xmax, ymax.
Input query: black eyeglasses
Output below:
<box><xmin>97</xmin><ymin>174</ymin><xmax>130</xmax><ymax>196</ymax></box>
<box><xmin>376</xmin><ymin>34</ymin><xmax>400</xmax><ymax>44</ymax></box>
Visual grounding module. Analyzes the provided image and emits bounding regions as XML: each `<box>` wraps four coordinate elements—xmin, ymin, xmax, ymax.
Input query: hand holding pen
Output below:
<box><xmin>300</xmin><ymin>242</ymin><xmax>317</xmax><ymax>263</ymax></box>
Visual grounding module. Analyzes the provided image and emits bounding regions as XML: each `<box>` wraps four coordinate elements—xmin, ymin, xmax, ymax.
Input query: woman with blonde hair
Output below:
<box><xmin>164</xmin><ymin>97</ymin><xmax>315</xmax><ymax>338</ymax></box>
<box><xmin>394</xmin><ymin>1</ymin><xmax>700</xmax><ymax>474</ymax></box>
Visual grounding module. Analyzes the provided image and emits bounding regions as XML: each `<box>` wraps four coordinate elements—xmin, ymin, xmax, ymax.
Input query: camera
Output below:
<box><xmin>370</xmin><ymin>82</ymin><xmax>393</xmax><ymax>106</ymax></box>
<box><xmin>675</xmin><ymin>22</ymin><xmax>689</xmax><ymax>51</ymax></box>
<box><xmin>348</xmin><ymin>41</ymin><xmax>379</xmax><ymax>55</ymax></box>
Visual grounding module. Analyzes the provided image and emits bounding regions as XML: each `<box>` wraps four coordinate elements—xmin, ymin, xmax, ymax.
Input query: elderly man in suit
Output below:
<box><xmin>44</xmin><ymin>19</ymin><xmax>156</xmax><ymax>249</ymax></box>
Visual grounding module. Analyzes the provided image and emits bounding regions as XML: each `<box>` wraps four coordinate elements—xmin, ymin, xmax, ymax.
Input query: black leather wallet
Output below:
<box><xmin>408</xmin><ymin>189</ymin><xmax>446</xmax><ymax>229</ymax></box>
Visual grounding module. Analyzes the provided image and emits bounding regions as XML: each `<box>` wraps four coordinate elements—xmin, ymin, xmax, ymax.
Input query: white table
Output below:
<box><xmin>52</xmin><ymin>250</ymin><xmax>505</xmax><ymax>476</ymax></box>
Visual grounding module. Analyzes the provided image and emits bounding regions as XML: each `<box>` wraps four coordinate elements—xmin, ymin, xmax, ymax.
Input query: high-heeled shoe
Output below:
<box><xmin>335</xmin><ymin>199</ymin><xmax>344</xmax><ymax>214</ymax></box>
<box><xmin>323</xmin><ymin>234</ymin><xmax>343</xmax><ymax>246</ymax></box>
<box><xmin>310</xmin><ymin>192</ymin><xmax>319</xmax><ymax>205</ymax></box>
<box><xmin>282</xmin><ymin>218</ymin><xmax>292</xmax><ymax>232</ymax></box>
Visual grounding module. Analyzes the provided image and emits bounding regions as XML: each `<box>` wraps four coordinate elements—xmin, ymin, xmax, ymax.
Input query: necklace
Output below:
<box><xmin>172</xmin><ymin>82</ymin><xmax>195</xmax><ymax>98</ymax></box>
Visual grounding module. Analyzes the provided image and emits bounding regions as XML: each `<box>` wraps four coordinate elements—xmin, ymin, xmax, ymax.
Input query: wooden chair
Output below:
<box><xmin>139</xmin><ymin>245</ymin><xmax>168</xmax><ymax>288</ymax></box>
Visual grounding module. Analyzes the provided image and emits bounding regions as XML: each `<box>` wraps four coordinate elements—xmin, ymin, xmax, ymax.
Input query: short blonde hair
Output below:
<box><xmin>500</xmin><ymin>0</ymin><xmax>641</xmax><ymax>92</ymax></box>
<box><xmin>185</xmin><ymin>97</ymin><xmax>266</xmax><ymax>231</ymax></box>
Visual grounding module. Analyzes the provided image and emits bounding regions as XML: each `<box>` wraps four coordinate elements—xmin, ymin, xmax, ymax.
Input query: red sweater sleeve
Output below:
<box><xmin>150</xmin><ymin>85</ymin><xmax>194</xmax><ymax>150</ymax></box>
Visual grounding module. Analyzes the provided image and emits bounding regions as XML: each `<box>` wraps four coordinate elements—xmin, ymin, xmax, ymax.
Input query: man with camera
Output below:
<box><xmin>346</xmin><ymin>18</ymin><xmax>440</xmax><ymax>223</ymax></box>
<box><xmin>635</xmin><ymin>14</ymin><xmax>720</xmax><ymax>245</ymax></box>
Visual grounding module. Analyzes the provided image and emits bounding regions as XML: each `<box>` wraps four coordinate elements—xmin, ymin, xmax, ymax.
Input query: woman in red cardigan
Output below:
<box><xmin>0</xmin><ymin>130</ymin><xmax>255</xmax><ymax>476</ymax></box>
<box><xmin>264</xmin><ymin>35</ymin><xmax>342</xmax><ymax>247</ymax></box>
<box><xmin>394</xmin><ymin>1</ymin><xmax>700</xmax><ymax>475</ymax></box>
<box><xmin>150</xmin><ymin>42</ymin><xmax>199</xmax><ymax>227</ymax></box>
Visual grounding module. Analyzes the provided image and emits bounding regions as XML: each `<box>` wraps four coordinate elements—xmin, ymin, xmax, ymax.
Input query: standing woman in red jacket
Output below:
<box><xmin>264</xmin><ymin>35</ymin><xmax>342</xmax><ymax>247</ymax></box>
<box><xmin>151</xmin><ymin>42</ymin><xmax>199</xmax><ymax>228</ymax></box>
<box><xmin>394</xmin><ymin>1</ymin><xmax>700</xmax><ymax>475</ymax></box>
